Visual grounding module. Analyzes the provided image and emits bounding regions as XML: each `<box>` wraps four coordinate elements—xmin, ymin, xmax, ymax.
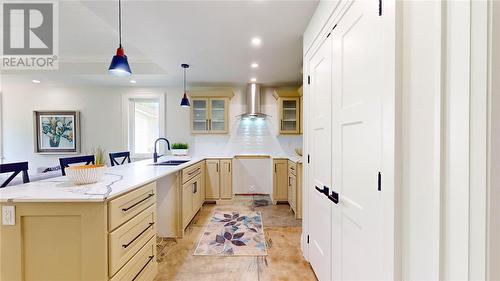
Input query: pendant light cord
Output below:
<box><xmin>183</xmin><ymin>68</ymin><xmax>186</xmax><ymax>93</ymax></box>
<box><xmin>118</xmin><ymin>0</ymin><xmax>122</xmax><ymax>48</ymax></box>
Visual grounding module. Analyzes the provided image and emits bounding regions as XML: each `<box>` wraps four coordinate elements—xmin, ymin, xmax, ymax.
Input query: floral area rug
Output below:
<box><xmin>193</xmin><ymin>211</ymin><xmax>267</xmax><ymax>256</ymax></box>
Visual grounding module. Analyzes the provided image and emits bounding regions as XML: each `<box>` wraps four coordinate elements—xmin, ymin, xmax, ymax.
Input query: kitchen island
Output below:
<box><xmin>0</xmin><ymin>154</ymin><xmax>301</xmax><ymax>281</ymax></box>
<box><xmin>0</xmin><ymin>156</ymin><xmax>204</xmax><ymax>281</ymax></box>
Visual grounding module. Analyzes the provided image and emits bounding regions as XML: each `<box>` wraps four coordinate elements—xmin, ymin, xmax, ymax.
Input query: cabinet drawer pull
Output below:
<box><xmin>188</xmin><ymin>168</ymin><xmax>200</xmax><ymax>176</ymax></box>
<box><xmin>122</xmin><ymin>193</ymin><xmax>155</xmax><ymax>212</ymax></box>
<box><xmin>122</xmin><ymin>222</ymin><xmax>155</xmax><ymax>249</ymax></box>
<box><xmin>132</xmin><ymin>254</ymin><xmax>155</xmax><ymax>281</ymax></box>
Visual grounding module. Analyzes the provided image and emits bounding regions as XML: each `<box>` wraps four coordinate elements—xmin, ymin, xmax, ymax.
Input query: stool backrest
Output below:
<box><xmin>1</xmin><ymin>162</ymin><xmax>29</xmax><ymax>188</ymax></box>
<box><xmin>59</xmin><ymin>155</ymin><xmax>95</xmax><ymax>176</ymax></box>
<box><xmin>109</xmin><ymin>151</ymin><xmax>131</xmax><ymax>167</ymax></box>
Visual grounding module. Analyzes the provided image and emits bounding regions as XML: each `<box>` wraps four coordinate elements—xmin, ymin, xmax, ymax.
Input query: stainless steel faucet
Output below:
<box><xmin>153</xmin><ymin>138</ymin><xmax>171</xmax><ymax>163</ymax></box>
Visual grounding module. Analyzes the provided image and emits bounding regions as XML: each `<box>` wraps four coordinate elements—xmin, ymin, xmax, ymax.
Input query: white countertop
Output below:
<box><xmin>0</xmin><ymin>156</ymin><xmax>204</xmax><ymax>203</ymax></box>
<box><xmin>0</xmin><ymin>154</ymin><xmax>302</xmax><ymax>203</ymax></box>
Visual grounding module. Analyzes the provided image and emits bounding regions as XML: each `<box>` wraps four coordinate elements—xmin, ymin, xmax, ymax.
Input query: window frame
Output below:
<box><xmin>122</xmin><ymin>93</ymin><xmax>165</xmax><ymax>159</ymax></box>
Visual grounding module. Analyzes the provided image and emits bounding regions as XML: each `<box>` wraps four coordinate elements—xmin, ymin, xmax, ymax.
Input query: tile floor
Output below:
<box><xmin>155</xmin><ymin>195</ymin><xmax>317</xmax><ymax>281</ymax></box>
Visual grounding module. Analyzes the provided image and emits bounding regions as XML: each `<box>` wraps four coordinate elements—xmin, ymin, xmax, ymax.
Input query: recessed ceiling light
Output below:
<box><xmin>250</xmin><ymin>78</ymin><xmax>257</xmax><ymax>82</ymax></box>
<box><xmin>32</xmin><ymin>79</ymin><xmax>41</xmax><ymax>84</ymax></box>
<box><xmin>251</xmin><ymin>63</ymin><xmax>259</xmax><ymax>68</ymax></box>
<box><xmin>251</xmin><ymin>37</ymin><xmax>262</xmax><ymax>47</ymax></box>
<box><xmin>129</xmin><ymin>80</ymin><xmax>137</xmax><ymax>84</ymax></box>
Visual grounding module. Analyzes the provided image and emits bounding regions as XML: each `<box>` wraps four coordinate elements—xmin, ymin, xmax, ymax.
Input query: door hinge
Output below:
<box><xmin>307</xmin><ymin>235</ymin><xmax>310</xmax><ymax>244</ymax></box>
<box><xmin>378</xmin><ymin>172</ymin><xmax>382</xmax><ymax>191</ymax></box>
<box><xmin>307</xmin><ymin>75</ymin><xmax>311</xmax><ymax>85</ymax></box>
<box><xmin>379</xmin><ymin>0</ymin><xmax>382</xmax><ymax>16</ymax></box>
<box><xmin>307</xmin><ymin>154</ymin><xmax>310</xmax><ymax>164</ymax></box>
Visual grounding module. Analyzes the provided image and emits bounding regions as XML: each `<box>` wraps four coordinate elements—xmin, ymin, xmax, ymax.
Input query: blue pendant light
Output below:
<box><xmin>109</xmin><ymin>0</ymin><xmax>132</xmax><ymax>76</ymax></box>
<box><xmin>180</xmin><ymin>64</ymin><xmax>190</xmax><ymax>107</ymax></box>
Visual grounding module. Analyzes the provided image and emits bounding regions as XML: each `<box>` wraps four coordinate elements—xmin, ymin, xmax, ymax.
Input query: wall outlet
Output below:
<box><xmin>2</xmin><ymin>205</ymin><xmax>15</xmax><ymax>225</ymax></box>
<box><xmin>249</xmin><ymin>185</ymin><xmax>256</xmax><ymax>192</ymax></box>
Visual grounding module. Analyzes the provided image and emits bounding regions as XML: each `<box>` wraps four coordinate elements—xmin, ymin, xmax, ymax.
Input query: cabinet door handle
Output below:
<box><xmin>132</xmin><ymin>254</ymin><xmax>155</xmax><ymax>281</ymax></box>
<box><xmin>228</xmin><ymin>163</ymin><xmax>231</xmax><ymax>173</ymax></box>
<box><xmin>315</xmin><ymin>185</ymin><xmax>329</xmax><ymax>196</ymax></box>
<box><xmin>281</xmin><ymin>119</ymin><xmax>283</xmax><ymax>131</ymax></box>
<box><xmin>206</xmin><ymin>119</ymin><xmax>208</xmax><ymax>130</ymax></box>
<box><xmin>274</xmin><ymin>164</ymin><xmax>277</xmax><ymax>173</ymax></box>
<box><xmin>122</xmin><ymin>193</ymin><xmax>155</xmax><ymax>212</ymax></box>
<box><xmin>288</xmin><ymin>176</ymin><xmax>291</xmax><ymax>186</ymax></box>
<box><xmin>122</xmin><ymin>222</ymin><xmax>154</xmax><ymax>249</ymax></box>
<box><xmin>328</xmin><ymin>190</ymin><xmax>339</xmax><ymax>204</ymax></box>
<box><xmin>193</xmin><ymin>182</ymin><xmax>197</xmax><ymax>194</ymax></box>
<box><xmin>209</xmin><ymin>119</ymin><xmax>212</xmax><ymax>130</ymax></box>
<box><xmin>216</xmin><ymin>162</ymin><xmax>219</xmax><ymax>172</ymax></box>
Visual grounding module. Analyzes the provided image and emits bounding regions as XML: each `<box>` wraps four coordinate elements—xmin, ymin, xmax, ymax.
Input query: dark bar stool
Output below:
<box><xmin>59</xmin><ymin>155</ymin><xmax>95</xmax><ymax>176</ymax></box>
<box><xmin>109</xmin><ymin>151</ymin><xmax>131</xmax><ymax>167</ymax></box>
<box><xmin>0</xmin><ymin>162</ymin><xmax>29</xmax><ymax>188</ymax></box>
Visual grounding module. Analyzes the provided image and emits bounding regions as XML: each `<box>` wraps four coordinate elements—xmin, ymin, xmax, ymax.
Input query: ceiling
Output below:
<box><xmin>3</xmin><ymin>0</ymin><xmax>318</xmax><ymax>87</ymax></box>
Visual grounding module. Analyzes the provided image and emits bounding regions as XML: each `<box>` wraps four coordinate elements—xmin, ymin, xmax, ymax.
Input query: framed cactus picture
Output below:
<box><xmin>34</xmin><ymin>111</ymin><xmax>80</xmax><ymax>153</ymax></box>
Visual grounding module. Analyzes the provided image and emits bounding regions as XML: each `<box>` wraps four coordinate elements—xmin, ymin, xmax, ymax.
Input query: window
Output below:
<box><xmin>123</xmin><ymin>94</ymin><xmax>165</xmax><ymax>158</ymax></box>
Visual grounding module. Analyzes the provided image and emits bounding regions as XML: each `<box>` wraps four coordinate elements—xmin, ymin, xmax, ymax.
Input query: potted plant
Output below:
<box><xmin>65</xmin><ymin>147</ymin><xmax>107</xmax><ymax>185</ymax></box>
<box><xmin>171</xmin><ymin>143</ymin><xmax>189</xmax><ymax>156</ymax></box>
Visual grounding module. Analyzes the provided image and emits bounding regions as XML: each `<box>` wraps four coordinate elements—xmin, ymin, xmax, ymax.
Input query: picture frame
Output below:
<box><xmin>34</xmin><ymin>111</ymin><xmax>80</xmax><ymax>154</ymax></box>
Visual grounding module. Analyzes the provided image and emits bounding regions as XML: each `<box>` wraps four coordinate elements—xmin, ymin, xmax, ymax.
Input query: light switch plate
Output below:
<box><xmin>2</xmin><ymin>205</ymin><xmax>15</xmax><ymax>225</ymax></box>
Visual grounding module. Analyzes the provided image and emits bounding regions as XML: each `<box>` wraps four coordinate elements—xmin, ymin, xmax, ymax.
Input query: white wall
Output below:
<box><xmin>399</xmin><ymin>1</ymin><xmax>443</xmax><ymax>279</ymax></box>
<box><xmin>488</xmin><ymin>1</ymin><xmax>500</xmax><ymax>280</ymax></box>
<box><xmin>0</xmin><ymin>79</ymin><xmax>302</xmax><ymax>173</ymax></box>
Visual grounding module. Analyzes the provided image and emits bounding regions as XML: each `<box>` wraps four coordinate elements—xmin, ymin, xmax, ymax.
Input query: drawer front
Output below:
<box><xmin>110</xmin><ymin>236</ymin><xmax>157</xmax><ymax>281</ymax></box>
<box><xmin>288</xmin><ymin>161</ymin><xmax>296</xmax><ymax>175</ymax></box>
<box><xmin>182</xmin><ymin>162</ymin><xmax>203</xmax><ymax>184</ymax></box>
<box><xmin>109</xmin><ymin>182</ymin><xmax>157</xmax><ymax>231</ymax></box>
<box><xmin>109</xmin><ymin>205</ymin><xmax>156</xmax><ymax>277</ymax></box>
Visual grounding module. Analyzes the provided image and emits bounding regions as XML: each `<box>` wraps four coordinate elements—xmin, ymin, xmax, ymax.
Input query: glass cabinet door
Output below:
<box><xmin>192</xmin><ymin>99</ymin><xmax>208</xmax><ymax>132</ymax></box>
<box><xmin>209</xmin><ymin>98</ymin><xmax>227</xmax><ymax>133</ymax></box>
<box><xmin>280</xmin><ymin>98</ymin><xmax>299</xmax><ymax>134</ymax></box>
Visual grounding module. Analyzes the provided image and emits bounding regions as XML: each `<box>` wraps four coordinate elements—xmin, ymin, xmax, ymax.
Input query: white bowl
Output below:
<box><xmin>65</xmin><ymin>164</ymin><xmax>106</xmax><ymax>185</ymax></box>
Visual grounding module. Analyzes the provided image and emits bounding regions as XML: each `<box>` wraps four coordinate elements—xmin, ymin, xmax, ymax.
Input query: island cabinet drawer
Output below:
<box><xmin>110</xmin><ymin>236</ymin><xmax>157</xmax><ymax>281</ymax></box>
<box><xmin>109</xmin><ymin>204</ymin><xmax>156</xmax><ymax>277</ymax></box>
<box><xmin>109</xmin><ymin>182</ymin><xmax>157</xmax><ymax>231</ymax></box>
<box><xmin>182</xmin><ymin>162</ymin><xmax>202</xmax><ymax>184</ymax></box>
<box><xmin>288</xmin><ymin>161</ymin><xmax>297</xmax><ymax>175</ymax></box>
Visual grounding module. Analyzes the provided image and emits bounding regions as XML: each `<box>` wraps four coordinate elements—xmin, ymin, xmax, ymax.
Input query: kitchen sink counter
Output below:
<box><xmin>0</xmin><ymin>153</ymin><xmax>302</xmax><ymax>203</ymax></box>
<box><xmin>0</xmin><ymin>156</ymin><xmax>204</xmax><ymax>203</ymax></box>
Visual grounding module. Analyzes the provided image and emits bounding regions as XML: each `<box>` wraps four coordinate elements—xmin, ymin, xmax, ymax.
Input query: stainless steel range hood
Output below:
<box><xmin>240</xmin><ymin>83</ymin><xmax>268</xmax><ymax>118</ymax></box>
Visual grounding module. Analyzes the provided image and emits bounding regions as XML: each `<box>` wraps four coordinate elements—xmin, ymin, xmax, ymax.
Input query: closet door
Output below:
<box><xmin>330</xmin><ymin>0</ymin><xmax>391</xmax><ymax>280</ymax></box>
<box><xmin>307</xmin><ymin>35</ymin><xmax>333</xmax><ymax>281</ymax></box>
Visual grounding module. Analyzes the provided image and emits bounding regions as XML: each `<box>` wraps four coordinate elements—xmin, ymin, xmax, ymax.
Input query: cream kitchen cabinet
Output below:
<box><xmin>287</xmin><ymin>160</ymin><xmax>302</xmax><ymax>219</ymax></box>
<box><xmin>205</xmin><ymin>159</ymin><xmax>233</xmax><ymax>200</ymax></box>
<box><xmin>278</xmin><ymin>97</ymin><xmax>300</xmax><ymax>134</ymax></box>
<box><xmin>181</xmin><ymin>161</ymin><xmax>205</xmax><ymax>231</ymax></box>
<box><xmin>191</xmin><ymin>97</ymin><xmax>229</xmax><ymax>134</ymax></box>
<box><xmin>273</xmin><ymin>159</ymin><xmax>288</xmax><ymax>204</ymax></box>
<box><xmin>0</xmin><ymin>182</ymin><xmax>158</xmax><ymax>281</ymax></box>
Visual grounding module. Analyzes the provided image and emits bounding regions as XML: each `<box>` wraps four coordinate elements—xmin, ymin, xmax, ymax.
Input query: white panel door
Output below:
<box><xmin>308</xmin><ymin>35</ymin><xmax>333</xmax><ymax>281</ymax></box>
<box><xmin>331</xmin><ymin>0</ymin><xmax>389</xmax><ymax>280</ymax></box>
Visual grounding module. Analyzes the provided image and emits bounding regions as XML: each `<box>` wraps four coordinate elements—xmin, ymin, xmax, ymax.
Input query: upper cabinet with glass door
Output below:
<box><xmin>209</xmin><ymin>98</ymin><xmax>228</xmax><ymax>133</ymax></box>
<box><xmin>274</xmin><ymin>87</ymin><xmax>303</xmax><ymax>135</ymax></box>
<box><xmin>191</xmin><ymin>98</ymin><xmax>209</xmax><ymax>133</ymax></box>
<box><xmin>279</xmin><ymin>98</ymin><xmax>300</xmax><ymax>134</ymax></box>
<box><xmin>191</xmin><ymin>97</ymin><xmax>229</xmax><ymax>134</ymax></box>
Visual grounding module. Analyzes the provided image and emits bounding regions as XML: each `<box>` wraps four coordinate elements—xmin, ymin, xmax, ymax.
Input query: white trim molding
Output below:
<box><xmin>121</xmin><ymin>92</ymin><xmax>166</xmax><ymax>159</ymax></box>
